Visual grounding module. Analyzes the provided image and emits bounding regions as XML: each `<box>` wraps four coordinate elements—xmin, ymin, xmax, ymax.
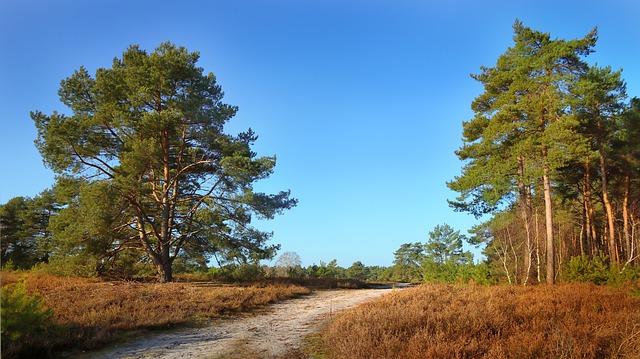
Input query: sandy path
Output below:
<box><xmin>85</xmin><ymin>287</ymin><xmax>399</xmax><ymax>359</ymax></box>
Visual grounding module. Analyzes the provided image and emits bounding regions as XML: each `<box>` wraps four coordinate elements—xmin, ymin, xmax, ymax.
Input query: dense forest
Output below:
<box><xmin>2</xmin><ymin>22</ymin><xmax>639</xmax><ymax>286</ymax></box>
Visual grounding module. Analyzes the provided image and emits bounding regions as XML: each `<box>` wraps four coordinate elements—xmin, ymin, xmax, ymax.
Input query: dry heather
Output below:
<box><xmin>1</xmin><ymin>272</ymin><xmax>310</xmax><ymax>356</ymax></box>
<box><xmin>322</xmin><ymin>283</ymin><xmax>640</xmax><ymax>359</ymax></box>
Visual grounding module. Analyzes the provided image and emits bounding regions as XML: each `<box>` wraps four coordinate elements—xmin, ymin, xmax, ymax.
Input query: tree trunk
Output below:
<box><xmin>134</xmin><ymin>209</ymin><xmax>173</xmax><ymax>283</ymax></box>
<box><xmin>623</xmin><ymin>173</ymin><xmax>631</xmax><ymax>262</ymax></box>
<box><xmin>521</xmin><ymin>204</ymin><xmax>533</xmax><ymax>285</ymax></box>
<box><xmin>542</xmin><ymin>166</ymin><xmax>555</xmax><ymax>284</ymax></box>
<box><xmin>583</xmin><ymin>157</ymin><xmax>594</xmax><ymax>256</ymax></box>
<box><xmin>155</xmin><ymin>257</ymin><xmax>173</xmax><ymax>283</ymax></box>
<box><xmin>535</xmin><ymin>208</ymin><xmax>541</xmax><ymax>283</ymax></box>
<box><xmin>152</xmin><ymin>240</ymin><xmax>174</xmax><ymax>283</ymax></box>
<box><xmin>157</xmin><ymin>128</ymin><xmax>175</xmax><ymax>283</ymax></box>
<box><xmin>599</xmin><ymin>146</ymin><xmax>618</xmax><ymax>262</ymax></box>
<box><xmin>517</xmin><ymin>156</ymin><xmax>534</xmax><ymax>285</ymax></box>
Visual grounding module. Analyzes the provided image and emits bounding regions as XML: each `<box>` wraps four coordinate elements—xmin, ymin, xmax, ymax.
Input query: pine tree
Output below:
<box><xmin>32</xmin><ymin>43</ymin><xmax>296</xmax><ymax>282</ymax></box>
<box><xmin>448</xmin><ymin>20</ymin><xmax>597</xmax><ymax>283</ymax></box>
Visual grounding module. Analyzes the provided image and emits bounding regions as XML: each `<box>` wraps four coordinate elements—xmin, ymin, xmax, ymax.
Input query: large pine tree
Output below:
<box><xmin>32</xmin><ymin>43</ymin><xmax>296</xmax><ymax>282</ymax></box>
<box><xmin>448</xmin><ymin>20</ymin><xmax>597</xmax><ymax>284</ymax></box>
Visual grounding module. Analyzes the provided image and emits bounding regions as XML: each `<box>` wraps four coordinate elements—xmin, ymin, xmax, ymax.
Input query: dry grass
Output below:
<box><xmin>1</xmin><ymin>271</ymin><xmax>310</xmax><ymax>357</ymax></box>
<box><xmin>321</xmin><ymin>283</ymin><xmax>640</xmax><ymax>359</ymax></box>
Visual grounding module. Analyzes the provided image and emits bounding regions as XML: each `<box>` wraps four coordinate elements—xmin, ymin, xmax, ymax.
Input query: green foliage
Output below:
<box><xmin>421</xmin><ymin>224</ymin><xmax>475</xmax><ymax>283</ymax></box>
<box><xmin>447</xmin><ymin>19</ymin><xmax>640</xmax><ymax>283</ymax></box>
<box><xmin>392</xmin><ymin>243</ymin><xmax>424</xmax><ymax>282</ymax></box>
<box><xmin>346</xmin><ymin>261</ymin><xmax>368</xmax><ymax>281</ymax></box>
<box><xmin>608</xmin><ymin>263</ymin><xmax>640</xmax><ymax>287</ymax></box>
<box><xmin>32</xmin><ymin>42</ymin><xmax>296</xmax><ymax>282</ymax></box>
<box><xmin>30</xmin><ymin>255</ymin><xmax>98</xmax><ymax>277</ymax></box>
<box><xmin>1</xmin><ymin>279</ymin><xmax>57</xmax><ymax>357</ymax></box>
<box><xmin>208</xmin><ymin>263</ymin><xmax>265</xmax><ymax>282</ymax></box>
<box><xmin>564</xmin><ymin>254</ymin><xmax>610</xmax><ymax>285</ymax></box>
<box><xmin>391</xmin><ymin>224</ymin><xmax>480</xmax><ymax>284</ymax></box>
<box><xmin>0</xmin><ymin>192</ymin><xmax>56</xmax><ymax>270</ymax></box>
<box><xmin>304</xmin><ymin>259</ymin><xmax>345</xmax><ymax>279</ymax></box>
<box><xmin>470</xmin><ymin>262</ymin><xmax>497</xmax><ymax>285</ymax></box>
<box><xmin>563</xmin><ymin>254</ymin><xmax>640</xmax><ymax>286</ymax></box>
<box><xmin>425</xmin><ymin>224</ymin><xmax>473</xmax><ymax>266</ymax></box>
<box><xmin>1</xmin><ymin>259</ymin><xmax>16</xmax><ymax>271</ymax></box>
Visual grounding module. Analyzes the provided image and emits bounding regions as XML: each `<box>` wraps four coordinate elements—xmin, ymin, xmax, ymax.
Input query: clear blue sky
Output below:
<box><xmin>1</xmin><ymin>0</ymin><xmax>638</xmax><ymax>267</ymax></box>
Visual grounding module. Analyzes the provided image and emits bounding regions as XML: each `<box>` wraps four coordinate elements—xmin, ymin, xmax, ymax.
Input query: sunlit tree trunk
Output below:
<box><xmin>582</xmin><ymin>156</ymin><xmax>597</xmax><ymax>256</ymax></box>
<box><xmin>598</xmin><ymin>135</ymin><xmax>618</xmax><ymax>262</ymax></box>
<box><xmin>518</xmin><ymin>157</ymin><xmax>534</xmax><ymax>285</ymax></box>
<box><xmin>542</xmin><ymin>163</ymin><xmax>555</xmax><ymax>284</ymax></box>
<box><xmin>535</xmin><ymin>208</ymin><xmax>542</xmax><ymax>283</ymax></box>
<box><xmin>623</xmin><ymin>174</ymin><xmax>631</xmax><ymax>262</ymax></box>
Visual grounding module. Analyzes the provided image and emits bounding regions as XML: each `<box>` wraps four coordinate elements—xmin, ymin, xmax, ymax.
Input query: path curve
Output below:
<box><xmin>86</xmin><ymin>286</ymin><xmax>401</xmax><ymax>358</ymax></box>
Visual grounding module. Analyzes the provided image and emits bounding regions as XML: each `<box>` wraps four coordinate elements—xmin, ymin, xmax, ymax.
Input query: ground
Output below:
<box><xmin>78</xmin><ymin>286</ymin><xmax>401</xmax><ymax>358</ymax></box>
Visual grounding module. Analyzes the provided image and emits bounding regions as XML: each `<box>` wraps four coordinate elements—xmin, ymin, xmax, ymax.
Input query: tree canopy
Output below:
<box><xmin>32</xmin><ymin>42</ymin><xmax>296</xmax><ymax>282</ymax></box>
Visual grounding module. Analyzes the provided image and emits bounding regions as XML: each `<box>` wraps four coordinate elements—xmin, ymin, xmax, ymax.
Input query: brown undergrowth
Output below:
<box><xmin>321</xmin><ymin>283</ymin><xmax>640</xmax><ymax>359</ymax></box>
<box><xmin>1</xmin><ymin>271</ymin><xmax>310</xmax><ymax>358</ymax></box>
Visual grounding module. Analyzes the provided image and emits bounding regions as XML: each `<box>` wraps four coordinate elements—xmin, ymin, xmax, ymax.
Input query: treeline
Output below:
<box><xmin>2</xmin><ymin>190</ymin><xmax>638</xmax><ymax>286</ymax></box>
<box><xmin>448</xmin><ymin>21</ymin><xmax>640</xmax><ymax>284</ymax></box>
<box><xmin>0</xmin><ymin>192</ymin><xmax>475</xmax><ymax>283</ymax></box>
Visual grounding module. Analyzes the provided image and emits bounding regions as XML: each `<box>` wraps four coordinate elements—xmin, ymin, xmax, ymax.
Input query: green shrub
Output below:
<box><xmin>1</xmin><ymin>278</ymin><xmax>57</xmax><ymax>357</ymax></box>
<box><xmin>209</xmin><ymin>263</ymin><xmax>265</xmax><ymax>282</ymax></box>
<box><xmin>564</xmin><ymin>254</ymin><xmax>640</xmax><ymax>286</ymax></box>
<box><xmin>607</xmin><ymin>262</ymin><xmax>640</xmax><ymax>286</ymax></box>
<box><xmin>1</xmin><ymin>259</ymin><xmax>16</xmax><ymax>271</ymax></box>
<box><xmin>564</xmin><ymin>254</ymin><xmax>610</xmax><ymax>284</ymax></box>
<box><xmin>471</xmin><ymin>262</ymin><xmax>497</xmax><ymax>285</ymax></box>
<box><xmin>421</xmin><ymin>261</ymin><xmax>490</xmax><ymax>284</ymax></box>
<box><xmin>30</xmin><ymin>254</ymin><xmax>98</xmax><ymax>277</ymax></box>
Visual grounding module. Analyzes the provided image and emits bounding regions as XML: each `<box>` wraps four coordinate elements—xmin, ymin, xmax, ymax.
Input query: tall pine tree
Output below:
<box><xmin>449</xmin><ymin>20</ymin><xmax>597</xmax><ymax>283</ymax></box>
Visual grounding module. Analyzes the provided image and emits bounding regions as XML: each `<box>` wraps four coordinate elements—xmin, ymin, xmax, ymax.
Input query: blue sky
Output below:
<box><xmin>1</xmin><ymin>0</ymin><xmax>638</xmax><ymax>267</ymax></box>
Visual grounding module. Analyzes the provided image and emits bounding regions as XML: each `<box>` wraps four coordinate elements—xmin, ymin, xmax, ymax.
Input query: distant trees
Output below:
<box><xmin>392</xmin><ymin>243</ymin><xmax>424</xmax><ymax>281</ymax></box>
<box><xmin>449</xmin><ymin>20</ymin><xmax>640</xmax><ymax>284</ymax></box>
<box><xmin>0</xmin><ymin>192</ymin><xmax>57</xmax><ymax>269</ymax></box>
<box><xmin>274</xmin><ymin>251</ymin><xmax>302</xmax><ymax>277</ymax></box>
<box><xmin>346</xmin><ymin>261</ymin><xmax>368</xmax><ymax>281</ymax></box>
<box><xmin>391</xmin><ymin>224</ymin><xmax>477</xmax><ymax>283</ymax></box>
<box><xmin>30</xmin><ymin>42</ymin><xmax>296</xmax><ymax>282</ymax></box>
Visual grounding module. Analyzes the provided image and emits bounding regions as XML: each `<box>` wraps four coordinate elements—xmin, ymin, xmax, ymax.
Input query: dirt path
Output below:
<box><xmin>85</xmin><ymin>286</ymin><xmax>400</xmax><ymax>359</ymax></box>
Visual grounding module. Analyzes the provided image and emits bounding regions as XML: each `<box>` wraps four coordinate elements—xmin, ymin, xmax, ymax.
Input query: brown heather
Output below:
<box><xmin>1</xmin><ymin>272</ymin><xmax>310</xmax><ymax>355</ymax></box>
<box><xmin>322</xmin><ymin>283</ymin><xmax>640</xmax><ymax>359</ymax></box>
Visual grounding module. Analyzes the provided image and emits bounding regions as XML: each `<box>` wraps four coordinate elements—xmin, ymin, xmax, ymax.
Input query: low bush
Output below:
<box><xmin>564</xmin><ymin>254</ymin><xmax>640</xmax><ymax>286</ymax></box>
<box><xmin>209</xmin><ymin>263</ymin><xmax>266</xmax><ymax>282</ymax></box>
<box><xmin>30</xmin><ymin>254</ymin><xmax>99</xmax><ymax>277</ymax></box>
<box><xmin>1</xmin><ymin>278</ymin><xmax>57</xmax><ymax>358</ymax></box>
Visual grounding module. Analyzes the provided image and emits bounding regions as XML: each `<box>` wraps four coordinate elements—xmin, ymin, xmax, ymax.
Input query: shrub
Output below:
<box><xmin>564</xmin><ymin>254</ymin><xmax>610</xmax><ymax>284</ymax></box>
<box><xmin>209</xmin><ymin>263</ymin><xmax>265</xmax><ymax>282</ymax></box>
<box><xmin>471</xmin><ymin>262</ymin><xmax>497</xmax><ymax>285</ymax></box>
<box><xmin>30</xmin><ymin>254</ymin><xmax>98</xmax><ymax>277</ymax></box>
<box><xmin>1</xmin><ymin>278</ymin><xmax>57</xmax><ymax>358</ymax></box>
<box><xmin>563</xmin><ymin>254</ymin><xmax>640</xmax><ymax>286</ymax></box>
